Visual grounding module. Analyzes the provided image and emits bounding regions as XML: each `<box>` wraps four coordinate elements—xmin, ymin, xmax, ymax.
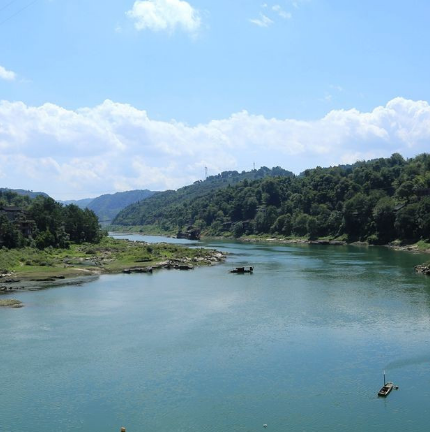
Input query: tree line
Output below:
<box><xmin>113</xmin><ymin>153</ymin><xmax>430</xmax><ymax>244</ymax></box>
<box><xmin>0</xmin><ymin>193</ymin><xmax>103</xmax><ymax>249</ymax></box>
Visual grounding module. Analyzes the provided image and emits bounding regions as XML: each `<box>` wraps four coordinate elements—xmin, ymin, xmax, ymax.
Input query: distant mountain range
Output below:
<box><xmin>61</xmin><ymin>198</ymin><xmax>94</xmax><ymax>209</ymax></box>
<box><xmin>0</xmin><ymin>188</ymin><xmax>49</xmax><ymax>199</ymax></box>
<box><xmin>62</xmin><ymin>190</ymin><xmax>156</xmax><ymax>224</ymax></box>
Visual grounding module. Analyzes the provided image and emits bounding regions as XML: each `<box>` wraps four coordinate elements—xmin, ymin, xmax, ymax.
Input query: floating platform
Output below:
<box><xmin>230</xmin><ymin>266</ymin><xmax>254</xmax><ymax>274</ymax></box>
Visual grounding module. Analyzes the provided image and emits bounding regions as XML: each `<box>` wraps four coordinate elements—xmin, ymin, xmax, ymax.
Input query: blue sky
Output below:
<box><xmin>1</xmin><ymin>0</ymin><xmax>430</xmax><ymax>199</ymax></box>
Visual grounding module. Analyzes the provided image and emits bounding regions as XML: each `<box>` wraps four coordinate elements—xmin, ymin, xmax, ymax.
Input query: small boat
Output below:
<box><xmin>378</xmin><ymin>371</ymin><xmax>395</xmax><ymax>397</ymax></box>
<box><xmin>230</xmin><ymin>266</ymin><xmax>254</xmax><ymax>274</ymax></box>
<box><xmin>378</xmin><ymin>382</ymin><xmax>394</xmax><ymax>397</ymax></box>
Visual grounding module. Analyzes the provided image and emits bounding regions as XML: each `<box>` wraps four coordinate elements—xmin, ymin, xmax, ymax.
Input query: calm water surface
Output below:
<box><xmin>1</xmin><ymin>238</ymin><xmax>430</xmax><ymax>432</ymax></box>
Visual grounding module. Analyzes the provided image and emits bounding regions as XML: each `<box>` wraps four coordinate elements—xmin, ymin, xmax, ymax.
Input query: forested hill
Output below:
<box><xmin>112</xmin><ymin>167</ymin><xmax>294</xmax><ymax>227</ymax></box>
<box><xmin>113</xmin><ymin>154</ymin><xmax>430</xmax><ymax>244</ymax></box>
<box><xmin>0</xmin><ymin>192</ymin><xmax>102</xmax><ymax>249</ymax></box>
<box><xmin>0</xmin><ymin>188</ymin><xmax>49</xmax><ymax>200</ymax></box>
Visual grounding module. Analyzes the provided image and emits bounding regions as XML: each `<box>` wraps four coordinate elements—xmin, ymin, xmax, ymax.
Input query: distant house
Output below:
<box><xmin>1</xmin><ymin>206</ymin><xmax>24</xmax><ymax>221</ymax></box>
<box><xmin>0</xmin><ymin>206</ymin><xmax>35</xmax><ymax>237</ymax></box>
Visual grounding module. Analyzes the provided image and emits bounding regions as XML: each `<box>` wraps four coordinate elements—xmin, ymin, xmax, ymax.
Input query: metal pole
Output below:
<box><xmin>383</xmin><ymin>370</ymin><xmax>386</xmax><ymax>385</ymax></box>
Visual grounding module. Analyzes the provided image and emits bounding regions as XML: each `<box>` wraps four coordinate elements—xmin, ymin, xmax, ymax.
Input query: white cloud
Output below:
<box><xmin>251</xmin><ymin>4</ymin><xmax>292</xmax><ymax>26</ymax></box>
<box><xmin>0</xmin><ymin>97</ymin><xmax>429</xmax><ymax>199</ymax></box>
<box><xmin>272</xmin><ymin>5</ymin><xmax>292</xmax><ymax>19</ymax></box>
<box><xmin>0</xmin><ymin>65</ymin><xmax>16</xmax><ymax>81</ymax></box>
<box><xmin>126</xmin><ymin>0</ymin><xmax>201</xmax><ymax>34</ymax></box>
<box><xmin>249</xmin><ymin>13</ymin><xmax>274</xmax><ymax>27</ymax></box>
<box><xmin>291</xmin><ymin>0</ymin><xmax>309</xmax><ymax>9</ymax></box>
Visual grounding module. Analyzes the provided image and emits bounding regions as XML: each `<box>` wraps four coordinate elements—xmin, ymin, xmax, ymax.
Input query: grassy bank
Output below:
<box><xmin>0</xmin><ymin>237</ymin><xmax>226</xmax><ymax>282</ymax></box>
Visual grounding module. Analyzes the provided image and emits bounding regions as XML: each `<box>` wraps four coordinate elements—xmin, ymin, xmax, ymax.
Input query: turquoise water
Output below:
<box><xmin>1</xmin><ymin>239</ymin><xmax>430</xmax><ymax>432</ymax></box>
<box><xmin>109</xmin><ymin>232</ymin><xmax>198</xmax><ymax>245</ymax></box>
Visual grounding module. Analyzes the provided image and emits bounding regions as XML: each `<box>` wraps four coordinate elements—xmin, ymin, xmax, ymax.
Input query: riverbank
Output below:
<box><xmin>0</xmin><ymin>237</ymin><xmax>226</xmax><ymax>296</ymax></box>
<box><xmin>111</xmin><ymin>226</ymin><xmax>430</xmax><ymax>254</ymax></box>
<box><xmin>211</xmin><ymin>234</ymin><xmax>430</xmax><ymax>254</ymax></box>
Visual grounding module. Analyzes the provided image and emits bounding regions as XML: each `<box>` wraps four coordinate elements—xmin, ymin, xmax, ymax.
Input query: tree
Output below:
<box><xmin>343</xmin><ymin>193</ymin><xmax>371</xmax><ymax>240</ymax></box>
<box><xmin>417</xmin><ymin>197</ymin><xmax>430</xmax><ymax>240</ymax></box>
<box><xmin>292</xmin><ymin>213</ymin><xmax>309</xmax><ymax>237</ymax></box>
<box><xmin>395</xmin><ymin>204</ymin><xmax>419</xmax><ymax>240</ymax></box>
<box><xmin>395</xmin><ymin>181</ymin><xmax>414</xmax><ymax>201</ymax></box>
<box><xmin>0</xmin><ymin>214</ymin><xmax>21</xmax><ymax>248</ymax></box>
<box><xmin>373</xmin><ymin>197</ymin><xmax>395</xmax><ymax>243</ymax></box>
<box><xmin>307</xmin><ymin>216</ymin><xmax>318</xmax><ymax>239</ymax></box>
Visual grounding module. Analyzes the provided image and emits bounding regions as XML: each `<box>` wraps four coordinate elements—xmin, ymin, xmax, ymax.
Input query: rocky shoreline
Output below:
<box><xmin>0</xmin><ymin>249</ymin><xmax>226</xmax><ymax>297</ymax></box>
<box><xmin>0</xmin><ymin>274</ymin><xmax>101</xmax><ymax>295</ymax></box>
<box><xmin>122</xmin><ymin>252</ymin><xmax>225</xmax><ymax>274</ymax></box>
<box><xmin>415</xmin><ymin>264</ymin><xmax>430</xmax><ymax>275</ymax></box>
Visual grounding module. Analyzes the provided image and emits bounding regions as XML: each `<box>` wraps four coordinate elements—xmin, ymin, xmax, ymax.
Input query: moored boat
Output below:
<box><xmin>378</xmin><ymin>382</ymin><xmax>394</xmax><ymax>397</ymax></box>
<box><xmin>378</xmin><ymin>371</ymin><xmax>396</xmax><ymax>397</ymax></box>
<box><xmin>230</xmin><ymin>266</ymin><xmax>254</xmax><ymax>274</ymax></box>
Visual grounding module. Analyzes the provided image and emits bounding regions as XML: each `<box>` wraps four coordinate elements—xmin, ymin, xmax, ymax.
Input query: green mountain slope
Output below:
<box><xmin>113</xmin><ymin>154</ymin><xmax>430</xmax><ymax>244</ymax></box>
<box><xmin>113</xmin><ymin>167</ymin><xmax>294</xmax><ymax>227</ymax></box>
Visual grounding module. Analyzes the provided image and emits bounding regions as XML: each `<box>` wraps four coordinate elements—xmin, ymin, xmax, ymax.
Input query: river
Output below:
<box><xmin>1</xmin><ymin>237</ymin><xmax>430</xmax><ymax>431</ymax></box>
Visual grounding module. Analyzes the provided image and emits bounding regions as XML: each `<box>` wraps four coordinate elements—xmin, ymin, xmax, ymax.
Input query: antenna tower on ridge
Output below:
<box><xmin>205</xmin><ymin>166</ymin><xmax>208</xmax><ymax>179</ymax></box>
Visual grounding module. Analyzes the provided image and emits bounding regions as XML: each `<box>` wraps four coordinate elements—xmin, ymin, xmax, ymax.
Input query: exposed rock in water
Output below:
<box><xmin>415</xmin><ymin>264</ymin><xmax>430</xmax><ymax>275</ymax></box>
<box><xmin>123</xmin><ymin>267</ymin><xmax>153</xmax><ymax>274</ymax></box>
<box><xmin>0</xmin><ymin>299</ymin><xmax>23</xmax><ymax>308</ymax></box>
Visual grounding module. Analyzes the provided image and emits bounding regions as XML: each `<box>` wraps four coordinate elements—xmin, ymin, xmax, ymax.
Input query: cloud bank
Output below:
<box><xmin>126</xmin><ymin>0</ymin><xmax>201</xmax><ymax>34</ymax></box>
<box><xmin>0</xmin><ymin>97</ymin><xmax>429</xmax><ymax>199</ymax></box>
<box><xmin>0</xmin><ymin>65</ymin><xmax>16</xmax><ymax>81</ymax></box>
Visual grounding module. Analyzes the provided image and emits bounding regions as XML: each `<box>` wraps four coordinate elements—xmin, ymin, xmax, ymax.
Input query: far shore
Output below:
<box><xmin>234</xmin><ymin>236</ymin><xmax>430</xmax><ymax>254</ymax></box>
<box><xmin>111</xmin><ymin>228</ymin><xmax>430</xmax><ymax>254</ymax></box>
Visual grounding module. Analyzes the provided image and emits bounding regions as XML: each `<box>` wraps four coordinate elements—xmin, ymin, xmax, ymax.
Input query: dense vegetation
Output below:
<box><xmin>113</xmin><ymin>166</ymin><xmax>293</xmax><ymax>227</ymax></box>
<box><xmin>0</xmin><ymin>192</ymin><xmax>102</xmax><ymax>249</ymax></box>
<box><xmin>113</xmin><ymin>154</ymin><xmax>430</xmax><ymax>244</ymax></box>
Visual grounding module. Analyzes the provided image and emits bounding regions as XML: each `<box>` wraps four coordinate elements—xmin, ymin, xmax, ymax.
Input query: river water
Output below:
<box><xmin>1</xmin><ymin>237</ymin><xmax>430</xmax><ymax>432</ymax></box>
